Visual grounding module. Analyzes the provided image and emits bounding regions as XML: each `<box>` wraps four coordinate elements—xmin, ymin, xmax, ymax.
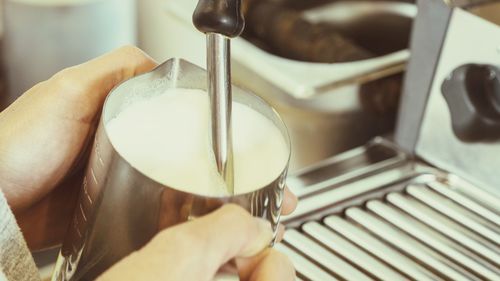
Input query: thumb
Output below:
<box><xmin>47</xmin><ymin>45</ymin><xmax>158</xmax><ymax>123</ymax></box>
<box><xmin>98</xmin><ymin>204</ymin><xmax>274</xmax><ymax>281</ymax></box>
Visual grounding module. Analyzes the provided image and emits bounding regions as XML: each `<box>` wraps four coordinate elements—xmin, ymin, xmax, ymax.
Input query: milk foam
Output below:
<box><xmin>106</xmin><ymin>88</ymin><xmax>289</xmax><ymax>196</ymax></box>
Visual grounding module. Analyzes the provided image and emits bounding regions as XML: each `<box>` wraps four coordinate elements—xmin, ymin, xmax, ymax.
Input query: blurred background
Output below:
<box><xmin>0</xmin><ymin>0</ymin><xmax>416</xmax><ymax>171</ymax></box>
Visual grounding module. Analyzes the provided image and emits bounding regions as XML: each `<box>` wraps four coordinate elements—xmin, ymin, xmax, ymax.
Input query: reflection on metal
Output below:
<box><xmin>281</xmin><ymin>140</ymin><xmax>500</xmax><ymax>281</ymax></box>
<box><xmin>283</xmin><ymin>230</ymin><xmax>371</xmax><ymax>281</ymax></box>
<box><xmin>206</xmin><ymin>33</ymin><xmax>234</xmax><ymax>194</ymax></box>
<box><xmin>346</xmin><ymin>207</ymin><xmax>477</xmax><ymax>281</ymax></box>
<box><xmin>302</xmin><ymin>222</ymin><xmax>407</xmax><ymax>281</ymax></box>
<box><xmin>275</xmin><ymin>243</ymin><xmax>338</xmax><ymax>281</ymax></box>
<box><xmin>279</xmin><ymin>2</ymin><xmax>500</xmax><ymax>280</ymax></box>
<box><xmin>52</xmin><ymin>59</ymin><xmax>290</xmax><ymax>281</ymax></box>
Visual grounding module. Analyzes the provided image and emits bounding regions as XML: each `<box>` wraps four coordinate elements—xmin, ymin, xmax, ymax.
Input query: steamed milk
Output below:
<box><xmin>106</xmin><ymin>88</ymin><xmax>288</xmax><ymax>196</ymax></box>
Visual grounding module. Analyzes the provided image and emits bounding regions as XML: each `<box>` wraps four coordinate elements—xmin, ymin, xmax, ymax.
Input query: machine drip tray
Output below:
<box><xmin>283</xmin><ymin>138</ymin><xmax>500</xmax><ymax>281</ymax></box>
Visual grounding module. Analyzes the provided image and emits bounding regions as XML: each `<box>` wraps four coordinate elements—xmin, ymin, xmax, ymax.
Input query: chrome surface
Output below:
<box><xmin>206</xmin><ymin>33</ymin><xmax>234</xmax><ymax>193</ymax></box>
<box><xmin>278</xmin><ymin>3</ymin><xmax>500</xmax><ymax>280</ymax></box>
<box><xmin>325</xmin><ymin>216</ymin><xmax>440</xmax><ymax>281</ymax></box>
<box><xmin>232</xmin><ymin>1</ymin><xmax>416</xmax><ymax>170</ymax></box>
<box><xmin>345</xmin><ymin>208</ymin><xmax>473</xmax><ymax>281</ymax></box>
<box><xmin>275</xmin><ymin>243</ymin><xmax>338</xmax><ymax>281</ymax></box>
<box><xmin>280</xmin><ymin>140</ymin><xmax>500</xmax><ymax>281</ymax></box>
<box><xmin>368</xmin><ymin>201</ymin><xmax>500</xmax><ymax>280</ymax></box>
<box><xmin>412</xmin><ymin>8</ymin><xmax>500</xmax><ymax>195</ymax></box>
<box><xmin>283</xmin><ymin>230</ymin><xmax>372</xmax><ymax>281</ymax></box>
<box><xmin>302</xmin><ymin>222</ymin><xmax>407</xmax><ymax>281</ymax></box>
<box><xmin>52</xmin><ymin>58</ymin><xmax>290</xmax><ymax>281</ymax></box>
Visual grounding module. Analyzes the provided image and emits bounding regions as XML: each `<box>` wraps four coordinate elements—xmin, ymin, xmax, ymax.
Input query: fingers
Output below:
<box><xmin>248</xmin><ymin>250</ymin><xmax>295</xmax><ymax>281</ymax></box>
<box><xmin>98</xmin><ymin>204</ymin><xmax>274</xmax><ymax>281</ymax></box>
<box><xmin>49</xmin><ymin>45</ymin><xmax>158</xmax><ymax>122</ymax></box>
<box><xmin>0</xmin><ymin>46</ymin><xmax>158</xmax><ymax>210</ymax></box>
<box><xmin>237</xmin><ymin>249</ymin><xmax>296</xmax><ymax>281</ymax></box>
<box><xmin>282</xmin><ymin>186</ymin><xmax>298</xmax><ymax>216</ymax></box>
<box><xmin>180</xmin><ymin>204</ymin><xmax>274</xmax><ymax>265</ymax></box>
<box><xmin>16</xmin><ymin>169</ymin><xmax>83</xmax><ymax>250</ymax></box>
<box><xmin>275</xmin><ymin>224</ymin><xmax>286</xmax><ymax>243</ymax></box>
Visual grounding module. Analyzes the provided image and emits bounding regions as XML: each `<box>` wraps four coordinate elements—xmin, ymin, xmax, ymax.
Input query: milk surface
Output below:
<box><xmin>106</xmin><ymin>88</ymin><xmax>289</xmax><ymax>196</ymax></box>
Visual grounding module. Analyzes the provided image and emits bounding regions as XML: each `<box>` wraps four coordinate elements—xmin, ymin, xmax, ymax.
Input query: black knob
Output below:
<box><xmin>193</xmin><ymin>0</ymin><xmax>245</xmax><ymax>38</ymax></box>
<box><xmin>441</xmin><ymin>64</ymin><xmax>500</xmax><ymax>142</ymax></box>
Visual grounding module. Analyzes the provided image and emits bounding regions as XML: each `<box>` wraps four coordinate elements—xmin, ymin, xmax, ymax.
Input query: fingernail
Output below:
<box><xmin>285</xmin><ymin>188</ymin><xmax>298</xmax><ymax>203</ymax></box>
<box><xmin>239</xmin><ymin>218</ymin><xmax>273</xmax><ymax>258</ymax></box>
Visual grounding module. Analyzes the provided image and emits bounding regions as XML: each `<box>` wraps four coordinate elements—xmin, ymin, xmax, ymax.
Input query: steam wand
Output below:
<box><xmin>193</xmin><ymin>0</ymin><xmax>245</xmax><ymax>194</ymax></box>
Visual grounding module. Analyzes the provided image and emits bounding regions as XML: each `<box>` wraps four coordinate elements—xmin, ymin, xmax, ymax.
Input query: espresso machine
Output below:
<box><xmin>41</xmin><ymin>0</ymin><xmax>499</xmax><ymax>280</ymax></box>
<box><xmin>161</xmin><ymin>0</ymin><xmax>417</xmax><ymax>170</ymax></box>
<box><xmin>279</xmin><ymin>0</ymin><xmax>500</xmax><ymax>280</ymax></box>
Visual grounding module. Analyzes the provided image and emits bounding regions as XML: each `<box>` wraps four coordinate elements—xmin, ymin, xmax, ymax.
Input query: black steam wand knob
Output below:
<box><xmin>192</xmin><ymin>0</ymin><xmax>245</xmax><ymax>194</ymax></box>
<box><xmin>193</xmin><ymin>0</ymin><xmax>245</xmax><ymax>38</ymax></box>
<box><xmin>442</xmin><ymin>64</ymin><xmax>500</xmax><ymax>142</ymax></box>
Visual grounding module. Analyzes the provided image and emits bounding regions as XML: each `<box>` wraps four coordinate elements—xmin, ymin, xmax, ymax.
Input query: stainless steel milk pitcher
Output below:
<box><xmin>52</xmin><ymin>58</ymin><xmax>291</xmax><ymax>281</ymax></box>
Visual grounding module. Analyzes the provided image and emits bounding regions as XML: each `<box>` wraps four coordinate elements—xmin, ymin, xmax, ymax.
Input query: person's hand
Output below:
<box><xmin>99</xmin><ymin>204</ymin><xmax>296</xmax><ymax>281</ymax></box>
<box><xmin>0</xmin><ymin>46</ymin><xmax>158</xmax><ymax>249</ymax></box>
<box><xmin>0</xmin><ymin>46</ymin><xmax>298</xmax><ymax>251</ymax></box>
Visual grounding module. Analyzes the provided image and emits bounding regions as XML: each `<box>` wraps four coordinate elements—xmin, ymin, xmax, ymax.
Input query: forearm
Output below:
<box><xmin>0</xmin><ymin>188</ymin><xmax>40</xmax><ymax>281</ymax></box>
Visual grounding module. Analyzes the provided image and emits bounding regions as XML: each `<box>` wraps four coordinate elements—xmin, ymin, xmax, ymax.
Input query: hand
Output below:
<box><xmin>0</xmin><ymin>45</ymin><xmax>298</xmax><ymax>251</ymax></box>
<box><xmin>98</xmin><ymin>204</ymin><xmax>296</xmax><ymax>281</ymax></box>
<box><xmin>0</xmin><ymin>46</ymin><xmax>158</xmax><ymax>250</ymax></box>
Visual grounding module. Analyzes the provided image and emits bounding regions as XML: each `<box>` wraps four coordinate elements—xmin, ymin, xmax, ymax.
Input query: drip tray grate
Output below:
<box><xmin>282</xmin><ymin>140</ymin><xmax>500</xmax><ymax>281</ymax></box>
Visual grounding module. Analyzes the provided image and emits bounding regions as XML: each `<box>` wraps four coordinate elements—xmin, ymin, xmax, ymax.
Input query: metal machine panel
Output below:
<box><xmin>415</xmin><ymin>8</ymin><xmax>500</xmax><ymax>194</ymax></box>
